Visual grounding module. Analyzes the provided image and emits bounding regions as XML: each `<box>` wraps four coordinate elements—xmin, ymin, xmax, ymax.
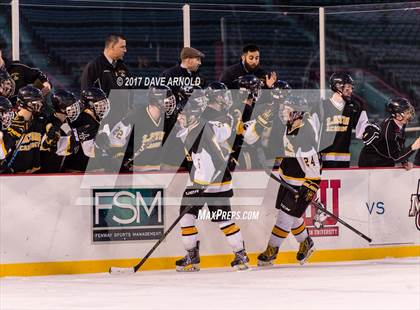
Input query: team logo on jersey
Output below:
<box><xmin>92</xmin><ymin>188</ymin><xmax>165</xmax><ymax>242</ymax></box>
<box><xmin>408</xmin><ymin>179</ymin><xmax>420</xmax><ymax>231</ymax></box>
<box><xmin>304</xmin><ymin>179</ymin><xmax>341</xmax><ymax>237</ymax></box>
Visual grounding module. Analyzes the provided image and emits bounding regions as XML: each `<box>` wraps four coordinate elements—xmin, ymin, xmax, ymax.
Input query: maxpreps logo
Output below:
<box><xmin>304</xmin><ymin>179</ymin><xmax>341</xmax><ymax>237</ymax></box>
<box><xmin>408</xmin><ymin>179</ymin><xmax>420</xmax><ymax>231</ymax></box>
<box><xmin>92</xmin><ymin>188</ymin><xmax>164</xmax><ymax>242</ymax></box>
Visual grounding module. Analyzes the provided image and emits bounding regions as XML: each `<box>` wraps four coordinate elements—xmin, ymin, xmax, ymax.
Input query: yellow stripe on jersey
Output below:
<box><xmin>291</xmin><ymin>223</ymin><xmax>306</xmax><ymax>236</ymax></box>
<box><xmin>278</xmin><ymin>167</ymin><xmax>321</xmax><ymax>182</ymax></box>
<box><xmin>194</xmin><ymin>179</ymin><xmax>232</xmax><ymax>186</ymax></box>
<box><xmin>321</xmin><ymin>152</ymin><xmax>350</xmax><ymax>156</ymax></box>
<box><xmin>221</xmin><ymin>223</ymin><xmax>240</xmax><ymax>236</ymax></box>
<box><xmin>0</xmin><ymin>139</ymin><xmax>7</xmax><ymax>160</ymax></box>
<box><xmin>181</xmin><ymin>226</ymin><xmax>198</xmax><ymax>236</ymax></box>
<box><xmin>272</xmin><ymin>225</ymin><xmax>289</xmax><ymax>238</ymax></box>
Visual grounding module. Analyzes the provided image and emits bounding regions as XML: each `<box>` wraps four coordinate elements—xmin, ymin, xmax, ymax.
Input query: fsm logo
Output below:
<box><xmin>408</xmin><ymin>179</ymin><xmax>420</xmax><ymax>231</ymax></box>
<box><xmin>304</xmin><ymin>179</ymin><xmax>340</xmax><ymax>237</ymax></box>
<box><xmin>92</xmin><ymin>188</ymin><xmax>164</xmax><ymax>242</ymax></box>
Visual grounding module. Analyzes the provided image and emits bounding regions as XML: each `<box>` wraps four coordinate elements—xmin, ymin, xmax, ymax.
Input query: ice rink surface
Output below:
<box><xmin>1</xmin><ymin>257</ymin><xmax>419</xmax><ymax>310</ymax></box>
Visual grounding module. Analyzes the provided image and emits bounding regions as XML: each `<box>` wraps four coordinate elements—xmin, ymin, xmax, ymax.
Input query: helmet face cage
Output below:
<box><xmin>179</xmin><ymin>96</ymin><xmax>206</xmax><ymax>127</ymax></box>
<box><xmin>65</xmin><ymin>100</ymin><xmax>81</xmax><ymax>122</ymax></box>
<box><xmin>0</xmin><ymin>78</ymin><xmax>16</xmax><ymax>98</ymax></box>
<box><xmin>211</xmin><ymin>90</ymin><xmax>233</xmax><ymax>110</ymax></box>
<box><xmin>163</xmin><ymin>94</ymin><xmax>176</xmax><ymax>116</ymax></box>
<box><xmin>0</xmin><ymin>110</ymin><xmax>14</xmax><ymax>130</ymax></box>
<box><xmin>279</xmin><ymin>98</ymin><xmax>307</xmax><ymax>125</ymax></box>
<box><xmin>93</xmin><ymin>98</ymin><xmax>110</xmax><ymax>119</ymax></box>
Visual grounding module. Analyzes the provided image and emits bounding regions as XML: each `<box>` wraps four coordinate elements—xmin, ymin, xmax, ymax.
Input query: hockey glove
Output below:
<box><xmin>255</xmin><ymin>106</ymin><xmax>277</xmax><ymax>135</ymax></box>
<box><xmin>75</xmin><ymin>124</ymin><xmax>98</xmax><ymax>142</ymax></box>
<box><xmin>44</xmin><ymin>124</ymin><xmax>61</xmax><ymax>148</ymax></box>
<box><xmin>362</xmin><ymin>123</ymin><xmax>381</xmax><ymax>146</ymax></box>
<box><xmin>7</xmin><ymin>115</ymin><xmax>26</xmax><ymax>139</ymax></box>
<box><xmin>296</xmin><ymin>180</ymin><xmax>320</xmax><ymax>210</ymax></box>
<box><xmin>95</xmin><ymin>132</ymin><xmax>111</xmax><ymax>150</ymax></box>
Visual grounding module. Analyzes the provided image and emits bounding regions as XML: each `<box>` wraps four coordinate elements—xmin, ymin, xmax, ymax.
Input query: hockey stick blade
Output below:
<box><xmin>109</xmin><ymin>266</ymin><xmax>136</xmax><ymax>275</ymax></box>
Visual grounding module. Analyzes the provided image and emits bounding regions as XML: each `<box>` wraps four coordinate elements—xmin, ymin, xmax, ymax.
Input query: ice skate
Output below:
<box><xmin>176</xmin><ymin>241</ymin><xmax>200</xmax><ymax>272</ymax></box>
<box><xmin>231</xmin><ymin>249</ymin><xmax>250</xmax><ymax>271</ymax></box>
<box><xmin>297</xmin><ymin>236</ymin><xmax>314</xmax><ymax>265</ymax></box>
<box><xmin>257</xmin><ymin>244</ymin><xmax>279</xmax><ymax>266</ymax></box>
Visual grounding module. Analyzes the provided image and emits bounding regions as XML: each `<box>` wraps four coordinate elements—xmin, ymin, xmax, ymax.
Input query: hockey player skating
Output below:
<box><xmin>175</xmin><ymin>90</ymin><xmax>250</xmax><ymax>272</ymax></box>
<box><xmin>244</xmin><ymin>95</ymin><xmax>321</xmax><ymax>265</ymax></box>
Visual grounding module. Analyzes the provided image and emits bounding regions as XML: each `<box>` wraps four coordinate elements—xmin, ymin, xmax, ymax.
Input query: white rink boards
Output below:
<box><xmin>0</xmin><ymin>168</ymin><xmax>419</xmax><ymax>276</ymax></box>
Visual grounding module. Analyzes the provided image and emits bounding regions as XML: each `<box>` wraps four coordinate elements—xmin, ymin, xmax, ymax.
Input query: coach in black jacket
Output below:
<box><xmin>81</xmin><ymin>34</ymin><xmax>129</xmax><ymax>96</ymax></box>
<box><xmin>220</xmin><ymin>44</ymin><xmax>277</xmax><ymax>89</ymax></box>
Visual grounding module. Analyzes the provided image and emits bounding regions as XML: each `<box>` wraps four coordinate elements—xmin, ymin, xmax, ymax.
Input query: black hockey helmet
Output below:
<box><xmin>205</xmin><ymin>81</ymin><xmax>232</xmax><ymax>111</ymax></box>
<box><xmin>148</xmin><ymin>85</ymin><xmax>176</xmax><ymax>116</ymax></box>
<box><xmin>52</xmin><ymin>89</ymin><xmax>81</xmax><ymax>122</ymax></box>
<box><xmin>81</xmin><ymin>87</ymin><xmax>110</xmax><ymax>120</ymax></box>
<box><xmin>17</xmin><ymin>85</ymin><xmax>44</xmax><ymax>113</ymax></box>
<box><xmin>329</xmin><ymin>72</ymin><xmax>354</xmax><ymax>92</ymax></box>
<box><xmin>386</xmin><ymin>97</ymin><xmax>415</xmax><ymax>121</ymax></box>
<box><xmin>237</xmin><ymin>74</ymin><xmax>262</xmax><ymax>102</ymax></box>
<box><xmin>0</xmin><ymin>70</ymin><xmax>16</xmax><ymax>98</ymax></box>
<box><xmin>280</xmin><ymin>96</ymin><xmax>309</xmax><ymax>125</ymax></box>
<box><xmin>0</xmin><ymin>96</ymin><xmax>14</xmax><ymax>130</ymax></box>
<box><xmin>271</xmin><ymin>80</ymin><xmax>292</xmax><ymax>103</ymax></box>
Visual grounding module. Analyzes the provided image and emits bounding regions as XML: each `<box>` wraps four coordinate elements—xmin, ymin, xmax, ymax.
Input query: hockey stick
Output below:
<box><xmin>109</xmin><ymin>204</ymin><xmax>195</xmax><ymax>274</ymax></box>
<box><xmin>4</xmin><ymin>132</ymin><xmax>26</xmax><ymax>171</ymax></box>
<box><xmin>109</xmin><ymin>170</ymin><xmax>222</xmax><ymax>274</ymax></box>
<box><xmin>266</xmin><ymin>171</ymin><xmax>372</xmax><ymax>243</ymax></box>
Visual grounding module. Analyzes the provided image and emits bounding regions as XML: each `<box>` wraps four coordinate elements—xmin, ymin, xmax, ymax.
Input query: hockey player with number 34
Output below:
<box><xmin>244</xmin><ymin>94</ymin><xmax>321</xmax><ymax>265</ymax></box>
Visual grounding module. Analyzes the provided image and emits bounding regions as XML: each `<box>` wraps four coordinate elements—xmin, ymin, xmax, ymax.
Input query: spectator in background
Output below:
<box><xmin>0</xmin><ymin>49</ymin><xmax>51</xmax><ymax>98</ymax></box>
<box><xmin>358</xmin><ymin>97</ymin><xmax>420</xmax><ymax>169</ymax></box>
<box><xmin>220</xmin><ymin>44</ymin><xmax>277</xmax><ymax>89</ymax></box>
<box><xmin>81</xmin><ymin>34</ymin><xmax>129</xmax><ymax>96</ymax></box>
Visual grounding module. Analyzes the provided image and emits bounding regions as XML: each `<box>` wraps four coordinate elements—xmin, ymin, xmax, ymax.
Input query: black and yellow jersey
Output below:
<box><xmin>316</xmin><ymin>98</ymin><xmax>368</xmax><ymax>167</ymax></box>
<box><xmin>108</xmin><ymin>105</ymin><xmax>165</xmax><ymax>171</ymax></box>
<box><xmin>7</xmin><ymin>114</ymin><xmax>48</xmax><ymax>173</ymax></box>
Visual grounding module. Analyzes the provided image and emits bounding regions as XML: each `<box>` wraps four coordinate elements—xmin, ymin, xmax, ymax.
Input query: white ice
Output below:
<box><xmin>1</xmin><ymin>258</ymin><xmax>419</xmax><ymax>310</ymax></box>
